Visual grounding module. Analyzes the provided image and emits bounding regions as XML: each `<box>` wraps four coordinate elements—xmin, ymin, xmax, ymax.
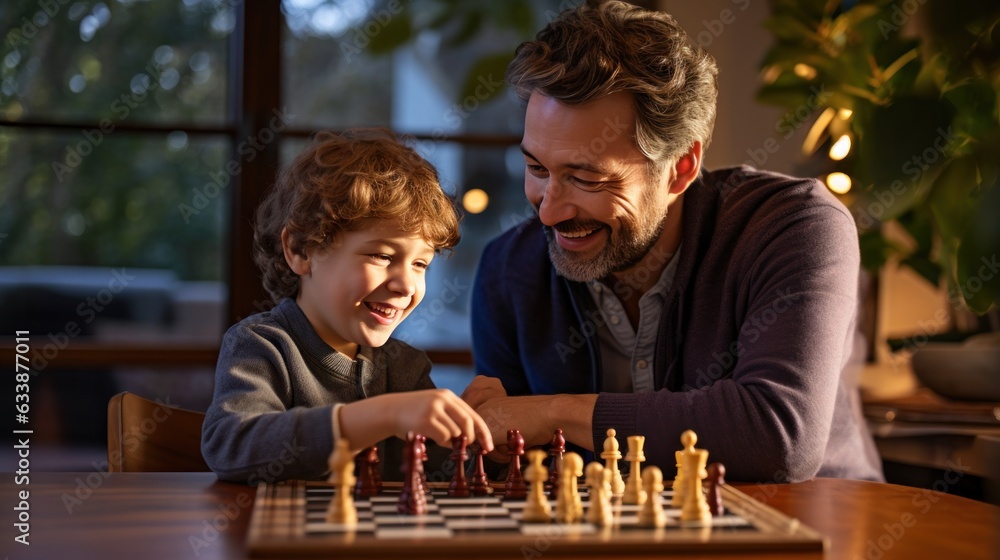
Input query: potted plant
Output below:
<box><xmin>756</xmin><ymin>0</ymin><xmax>1000</xmax><ymax>399</ymax></box>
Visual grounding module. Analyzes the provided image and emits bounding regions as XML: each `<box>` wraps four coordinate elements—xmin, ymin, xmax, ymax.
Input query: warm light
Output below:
<box><xmin>829</xmin><ymin>134</ymin><xmax>852</xmax><ymax>161</ymax></box>
<box><xmin>462</xmin><ymin>188</ymin><xmax>489</xmax><ymax>214</ymax></box>
<box><xmin>793</xmin><ymin>63</ymin><xmax>817</xmax><ymax>80</ymax></box>
<box><xmin>826</xmin><ymin>172</ymin><xmax>852</xmax><ymax>194</ymax></box>
<box><xmin>837</xmin><ymin>108</ymin><xmax>853</xmax><ymax>120</ymax></box>
<box><xmin>761</xmin><ymin>65</ymin><xmax>782</xmax><ymax>84</ymax></box>
<box><xmin>802</xmin><ymin>108</ymin><xmax>836</xmax><ymax>157</ymax></box>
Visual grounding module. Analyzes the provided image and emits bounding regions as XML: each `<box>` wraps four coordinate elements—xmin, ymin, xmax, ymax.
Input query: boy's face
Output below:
<box><xmin>286</xmin><ymin>219</ymin><xmax>434</xmax><ymax>357</ymax></box>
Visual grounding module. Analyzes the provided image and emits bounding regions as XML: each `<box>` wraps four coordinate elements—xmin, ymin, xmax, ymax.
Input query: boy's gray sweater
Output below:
<box><xmin>201</xmin><ymin>298</ymin><xmax>434</xmax><ymax>483</ymax></box>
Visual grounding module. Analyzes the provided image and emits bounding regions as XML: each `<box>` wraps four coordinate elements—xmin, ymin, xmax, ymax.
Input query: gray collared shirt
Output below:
<box><xmin>586</xmin><ymin>244</ymin><xmax>682</xmax><ymax>393</ymax></box>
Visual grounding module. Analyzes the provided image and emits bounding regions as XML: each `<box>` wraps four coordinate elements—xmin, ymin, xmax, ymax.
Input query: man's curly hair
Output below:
<box><xmin>253</xmin><ymin>128</ymin><xmax>461</xmax><ymax>303</ymax></box>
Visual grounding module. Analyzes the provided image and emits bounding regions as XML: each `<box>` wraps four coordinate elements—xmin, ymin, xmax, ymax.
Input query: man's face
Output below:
<box><xmin>521</xmin><ymin>91</ymin><xmax>674</xmax><ymax>282</ymax></box>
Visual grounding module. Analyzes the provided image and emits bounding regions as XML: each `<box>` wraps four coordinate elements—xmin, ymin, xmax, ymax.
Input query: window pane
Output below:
<box><xmin>281</xmin><ymin>0</ymin><xmax>562</xmax><ymax>135</ymax></box>
<box><xmin>393</xmin><ymin>142</ymin><xmax>529</xmax><ymax>350</ymax></box>
<box><xmin>0</xmin><ymin>129</ymin><xmax>229</xmax><ymax>344</ymax></box>
<box><xmin>1</xmin><ymin>0</ymin><xmax>233</xmax><ymax>124</ymax></box>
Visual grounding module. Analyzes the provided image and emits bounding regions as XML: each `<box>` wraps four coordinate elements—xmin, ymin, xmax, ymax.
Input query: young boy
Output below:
<box><xmin>201</xmin><ymin>128</ymin><xmax>493</xmax><ymax>483</ymax></box>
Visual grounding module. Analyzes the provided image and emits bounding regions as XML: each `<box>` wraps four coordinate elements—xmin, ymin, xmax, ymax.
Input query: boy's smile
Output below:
<box><xmin>285</xmin><ymin>219</ymin><xmax>435</xmax><ymax>357</ymax></box>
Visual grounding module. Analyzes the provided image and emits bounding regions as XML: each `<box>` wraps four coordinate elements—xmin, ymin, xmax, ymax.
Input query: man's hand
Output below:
<box><xmin>470</xmin><ymin>392</ymin><xmax>600</xmax><ymax>462</ymax></box>
<box><xmin>460</xmin><ymin>375</ymin><xmax>508</xmax><ymax>410</ymax></box>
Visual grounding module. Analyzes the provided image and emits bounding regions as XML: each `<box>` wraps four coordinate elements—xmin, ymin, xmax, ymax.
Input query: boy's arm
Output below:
<box><xmin>201</xmin><ymin>327</ymin><xmax>335</xmax><ymax>483</ymax></box>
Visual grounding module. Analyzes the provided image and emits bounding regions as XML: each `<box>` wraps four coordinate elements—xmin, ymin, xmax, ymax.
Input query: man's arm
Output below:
<box><xmin>593</xmin><ymin>204</ymin><xmax>861</xmax><ymax>482</ymax></box>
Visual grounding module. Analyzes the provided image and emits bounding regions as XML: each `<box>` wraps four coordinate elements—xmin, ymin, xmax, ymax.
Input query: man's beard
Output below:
<box><xmin>544</xmin><ymin>208</ymin><xmax>667</xmax><ymax>282</ymax></box>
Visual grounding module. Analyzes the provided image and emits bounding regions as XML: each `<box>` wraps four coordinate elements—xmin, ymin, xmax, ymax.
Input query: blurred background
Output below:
<box><xmin>1</xmin><ymin>0</ymin><xmax>997</xmax><ymax>502</ymax></box>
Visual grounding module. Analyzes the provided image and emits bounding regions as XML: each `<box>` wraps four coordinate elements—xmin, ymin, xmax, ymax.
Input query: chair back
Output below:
<box><xmin>107</xmin><ymin>391</ymin><xmax>210</xmax><ymax>472</ymax></box>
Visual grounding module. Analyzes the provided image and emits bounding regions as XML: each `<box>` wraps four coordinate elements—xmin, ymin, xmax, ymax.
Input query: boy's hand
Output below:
<box><xmin>393</xmin><ymin>389</ymin><xmax>494</xmax><ymax>453</ymax></box>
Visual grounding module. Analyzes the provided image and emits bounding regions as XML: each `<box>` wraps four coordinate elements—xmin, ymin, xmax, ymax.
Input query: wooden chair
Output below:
<box><xmin>107</xmin><ymin>391</ymin><xmax>211</xmax><ymax>472</ymax></box>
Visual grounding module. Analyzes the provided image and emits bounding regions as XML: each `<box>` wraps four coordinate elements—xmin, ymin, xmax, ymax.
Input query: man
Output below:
<box><xmin>463</xmin><ymin>0</ymin><xmax>883</xmax><ymax>482</ymax></box>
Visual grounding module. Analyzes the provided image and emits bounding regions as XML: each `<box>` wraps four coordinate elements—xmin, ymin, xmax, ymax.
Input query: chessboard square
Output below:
<box><xmin>375</xmin><ymin>527</ymin><xmax>452</xmax><ymax>539</ymax></box>
<box><xmin>445</xmin><ymin>518</ymin><xmax>521</xmax><ymax>531</ymax></box>
<box><xmin>712</xmin><ymin>515</ymin><xmax>754</xmax><ymax>528</ymax></box>
<box><xmin>374</xmin><ymin>514</ymin><xmax>446</xmax><ymax>525</ymax></box>
<box><xmin>438</xmin><ymin>506</ymin><xmax>512</xmax><ymax>517</ymax></box>
<box><xmin>306</xmin><ymin>511</ymin><xmax>374</xmax><ymax>521</ymax></box>
<box><xmin>369</xmin><ymin>496</ymin><xmax>403</xmax><ymax>504</ymax></box>
<box><xmin>372</xmin><ymin>504</ymin><xmax>439</xmax><ymax>514</ymax></box>
<box><xmin>435</xmin><ymin>497</ymin><xmax>501</xmax><ymax>507</ymax></box>
<box><xmin>519</xmin><ymin>524</ymin><xmax>597</xmax><ymax>536</ymax></box>
<box><xmin>307</xmin><ymin>521</ymin><xmax>377</xmax><ymax>533</ymax></box>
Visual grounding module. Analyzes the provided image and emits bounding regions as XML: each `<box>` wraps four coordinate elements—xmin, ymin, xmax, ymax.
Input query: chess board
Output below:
<box><xmin>246</xmin><ymin>481</ymin><xmax>827</xmax><ymax>556</ymax></box>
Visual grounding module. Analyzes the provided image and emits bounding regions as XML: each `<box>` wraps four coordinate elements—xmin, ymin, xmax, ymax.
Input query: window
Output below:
<box><xmin>0</xmin><ymin>0</ymin><xmax>579</xmax><ymax>462</ymax></box>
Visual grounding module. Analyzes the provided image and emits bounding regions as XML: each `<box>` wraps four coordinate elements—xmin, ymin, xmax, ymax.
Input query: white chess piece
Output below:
<box><xmin>522</xmin><ymin>449</ymin><xmax>552</xmax><ymax>523</ymax></box>
<box><xmin>326</xmin><ymin>439</ymin><xmax>357</xmax><ymax>525</ymax></box>
<box><xmin>555</xmin><ymin>452</ymin><xmax>583</xmax><ymax>523</ymax></box>
<box><xmin>638</xmin><ymin>466</ymin><xmax>667</xmax><ymax>528</ymax></box>
<box><xmin>679</xmin><ymin>430</ymin><xmax>711</xmax><ymax>525</ymax></box>
<box><xmin>601</xmin><ymin>428</ymin><xmax>626</xmax><ymax>495</ymax></box>
<box><xmin>622</xmin><ymin>435</ymin><xmax>647</xmax><ymax>505</ymax></box>
<box><xmin>585</xmin><ymin>462</ymin><xmax>613</xmax><ymax>527</ymax></box>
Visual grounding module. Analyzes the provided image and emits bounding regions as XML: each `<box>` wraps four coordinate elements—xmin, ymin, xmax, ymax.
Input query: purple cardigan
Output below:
<box><xmin>471</xmin><ymin>166</ymin><xmax>883</xmax><ymax>482</ymax></box>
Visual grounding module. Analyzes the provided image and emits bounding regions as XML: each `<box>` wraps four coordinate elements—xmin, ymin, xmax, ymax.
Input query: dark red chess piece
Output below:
<box><xmin>469</xmin><ymin>444</ymin><xmax>492</xmax><ymax>496</ymax></box>
<box><xmin>369</xmin><ymin>445</ymin><xmax>383</xmax><ymax>494</ymax></box>
<box><xmin>397</xmin><ymin>432</ymin><xmax>428</xmax><ymax>515</ymax></box>
<box><xmin>706</xmin><ymin>462</ymin><xmax>726</xmax><ymax>517</ymax></box>
<box><xmin>504</xmin><ymin>429</ymin><xmax>527</xmax><ymax>499</ymax></box>
<box><xmin>354</xmin><ymin>445</ymin><xmax>380</xmax><ymax>498</ymax></box>
<box><xmin>418</xmin><ymin>434</ymin><xmax>430</xmax><ymax>494</ymax></box>
<box><xmin>545</xmin><ymin>428</ymin><xmax>566</xmax><ymax>495</ymax></box>
<box><xmin>448</xmin><ymin>436</ymin><xmax>470</xmax><ymax>497</ymax></box>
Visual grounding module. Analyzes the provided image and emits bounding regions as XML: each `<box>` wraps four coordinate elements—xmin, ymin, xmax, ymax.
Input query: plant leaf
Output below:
<box><xmin>458</xmin><ymin>52</ymin><xmax>511</xmax><ymax>104</ymax></box>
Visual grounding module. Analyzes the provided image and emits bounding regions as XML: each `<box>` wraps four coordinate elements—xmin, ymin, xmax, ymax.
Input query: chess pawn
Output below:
<box><xmin>622</xmin><ymin>435</ymin><xmax>647</xmax><ymax>505</ymax></box>
<box><xmin>545</xmin><ymin>428</ymin><xmax>566</xmax><ymax>495</ymax></box>
<box><xmin>679</xmin><ymin>432</ymin><xmax>711</xmax><ymax>524</ymax></box>
<box><xmin>504</xmin><ymin>429</ymin><xmax>527</xmax><ymax>499</ymax></box>
<box><xmin>354</xmin><ymin>445</ymin><xmax>379</xmax><ymax>498</ymax></box>
<box><xmin>600</xmin><ymin>428</ymin><xmax>625</xmax><ymax>496</ymax></box>
<box><xmin>638</xmin><ymin>466</ymin><xmax>667</xmax><ymax>528</ymax></box>
<box><xmin>706</xmin><ymin>462</ymin><xmax>726</xmax><ymax>517</ymax></box>
<box><xmin>449</xmin><ymin>436</ymin><xmax>470</xmax><ymax>497</ymax></box>
<box><xmin>585</xmin><ymin>462</ymin><xmax>612</xmax><ymax>527</ymax></box>
<box><xmin>398</xmin><ymin>432</ymin><xmax>428</xmax><ymax>515</ymax></box>
<box><xmin>469</xmin><ymin>444</ymin><xmax>492</xmax><ymax>496</ymax></box>
<box><xmin>555</xmin><ymin>452</ymin><xmax>583</xmax><ymax>523</ymax></box>
<box><xmin>418</xmin><ymin>434</ymin><xmax>431</xmax><ymax>494</ymax></box>
<box><xmin>326</xmin><ymin>440</ymin><xmax>357</xmax><ymax>525</ymax></box>
<box><xmin>522</xmin><ymin>450</ymin><xmax>552</xmax><ymax>523</ymax></box>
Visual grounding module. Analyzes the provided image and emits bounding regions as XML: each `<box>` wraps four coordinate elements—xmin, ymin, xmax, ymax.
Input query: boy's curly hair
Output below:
<box><xmin>253</xmin><ymin>128</ymin><xmax>461</xmax><ymax>302</ymax></box>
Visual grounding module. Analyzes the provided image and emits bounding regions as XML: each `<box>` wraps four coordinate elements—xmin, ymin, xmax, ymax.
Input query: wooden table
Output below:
<box><xmin>2</xmin><ymin>473</ymin><xmax>997</xmax><ymax>559</ymax></box>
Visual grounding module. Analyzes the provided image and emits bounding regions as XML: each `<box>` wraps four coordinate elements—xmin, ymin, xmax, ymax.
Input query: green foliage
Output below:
<box><xmin>758</xmin><ymin>0</ymin><xmax>1000</xmax><ymax>313</ymax></box>
<box><xmin>1</xmin><ymin>0</ymin><xmax>232</xmax><ymax>280</ymax></box>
